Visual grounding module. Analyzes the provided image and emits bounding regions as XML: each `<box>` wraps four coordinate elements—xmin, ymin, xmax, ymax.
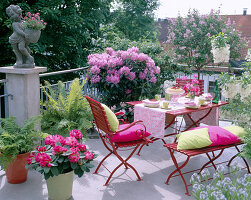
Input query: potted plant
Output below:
<box><xmin>182</xmin><ymin>74</ymin><xmax>201</xmax><ymax>100</ymax></box>
<box><xmin>26</xmin><ymin>130</ymin><xmax>96</xmax><ymax>200</ymax></box>
<box><xmin>211</xmin><ymin>32</ymin><xmax>230</xmax><ymax>63</ymax></box>
<box><xmin>41</xmin><ymin>78</ymin><xmax>94</xmax><ymax>137</ymax></box>
<box><xmin>0</xmin><ymin>116</ymin><xmax>45</xmax><ymax>184</ymax></box>
<box><xmin>22</xmin><ymin>11</ymin><xmax>47</xmax><ymax>43</ymax></box>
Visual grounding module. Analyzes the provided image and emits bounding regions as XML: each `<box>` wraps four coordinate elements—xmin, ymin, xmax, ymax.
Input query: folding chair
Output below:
<box><xmin>85</xmin><ymin>96</ymin><xmax>152</xmax><ymax>185</ymax></box>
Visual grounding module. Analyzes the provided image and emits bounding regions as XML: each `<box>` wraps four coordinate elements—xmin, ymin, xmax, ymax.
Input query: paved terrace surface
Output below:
<box><xmin>0</xmin><ymin>121</ymin><xmax>249</xmax><ymax>200</ymax></box>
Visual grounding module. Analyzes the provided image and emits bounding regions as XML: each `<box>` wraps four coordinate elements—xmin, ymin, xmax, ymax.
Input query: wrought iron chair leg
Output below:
<box><xmin>199</xmin><ymin>149</ymin><xmax>224</xmax><ymax>174</ymax></box>
<box><xmin>166</xmin><ymin>148</ymin><xmax>190</xmax><ymax>195</ymax></box>
<box><xmin>94</xmin><ymin>151</ymin><xmax>113</xmax><ymax>174</ymax></box>
<box><xmin>104</xmin><ymin>162</ymin><xmax>124</xmax><ymax>186</ymax></box>
<box><xmin>227</xmin><ymin>145</ymin><xmax>250</xmax><ymax>173</ymax></box>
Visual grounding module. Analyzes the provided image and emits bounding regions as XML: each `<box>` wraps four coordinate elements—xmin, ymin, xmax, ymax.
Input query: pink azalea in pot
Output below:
<box><xmin>26</xmin><ymin>130</ymin><xmax>96</xmax><ymax>180</ymax></box>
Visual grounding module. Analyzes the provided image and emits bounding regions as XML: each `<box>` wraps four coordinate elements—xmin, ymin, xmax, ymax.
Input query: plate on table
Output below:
<box><xmin>184</xmin><ymin>105</ymin><xmax>201</xmax><ymax>109</ymax></box>
<box><xmin>142</xmin><ymin>99</ymin><xmax>160</xmax><ymax>108</ymax></box>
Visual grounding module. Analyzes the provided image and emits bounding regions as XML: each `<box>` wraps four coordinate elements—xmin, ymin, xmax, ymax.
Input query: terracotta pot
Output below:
<box><xmin>5</xmin><ymin>152</ymin><xmax>30</xmax><ymax>184</ymax></box>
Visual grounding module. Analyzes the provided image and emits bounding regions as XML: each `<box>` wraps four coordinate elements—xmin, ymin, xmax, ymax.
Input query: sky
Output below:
<box><xmin>156</xmin><ymin>0</ymin><xmax>250</xmax><ymax>18</ymax></box>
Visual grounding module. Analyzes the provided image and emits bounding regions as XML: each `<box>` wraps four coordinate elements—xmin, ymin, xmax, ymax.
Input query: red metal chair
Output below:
<box><xmin>176</xmin><ymin>78</ymin><xmax>204</xmax><ymax>95</ymax></box>
<box><xmin>85</xmin><ymin>96</ymin><xmax>152</xmax><ymax>185</ymax></box>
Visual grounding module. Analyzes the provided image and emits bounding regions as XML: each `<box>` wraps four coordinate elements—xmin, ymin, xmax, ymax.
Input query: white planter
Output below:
<box><xmin>211</xmin><ymin>44</ymin><xmax>230</xmax><ymax>64</ymax></box>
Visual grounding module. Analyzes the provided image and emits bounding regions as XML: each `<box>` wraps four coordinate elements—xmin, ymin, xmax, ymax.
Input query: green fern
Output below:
<box><xmin>41</xmin><ymin>78</ymin><xmax>93</xmax><ymax>137</ymax></box>
<box><xmin>0</xmin><ymin>116</ymin><xmax>44</xmax><ymax>170</ymax></box>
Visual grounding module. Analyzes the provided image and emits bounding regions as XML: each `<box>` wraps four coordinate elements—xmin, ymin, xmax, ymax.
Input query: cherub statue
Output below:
<box><xmin>6</xmin><ymin>5</ymin><xmax>34</xmax><ymax>68</ymax></box>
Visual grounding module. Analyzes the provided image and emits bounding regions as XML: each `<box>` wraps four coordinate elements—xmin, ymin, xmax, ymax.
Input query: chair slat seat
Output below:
<box><xmin>115</xmin><ymin>139</ymin><xmax>147</xmax><ymax>148</ymax></box>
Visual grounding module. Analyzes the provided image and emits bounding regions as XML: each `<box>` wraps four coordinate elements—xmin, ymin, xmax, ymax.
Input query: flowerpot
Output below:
<box><xmin>46</xmin><ymin>171</ymin><xmax>74</xmax><ymax>200</ymax></box>
<box><xmin>5</xmin><ymin>152</ymin><xmax>30</xmax><ymax>184</ymax></box>
<box><xmin>211</xmin><ymin>44</ymin><xmax>230</xmax><ymax>64</ymax></box>
<box><xmin>24</xmin><ymin>28</ymin><xmax>41</xmax><ymax>43</ymax></box>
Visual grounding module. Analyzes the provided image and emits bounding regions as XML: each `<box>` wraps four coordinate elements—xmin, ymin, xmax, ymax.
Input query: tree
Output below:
<box><xmin>0</xmin><ymin>0</ymin><xmax>111</xmax><ymax>79</ymax></box>
<box><xmin>110</xmin><ymin>0</ymin><xmax>159</xmax><ymax>42</ymax></box>
<box><xmin>166</xmin><ymin>9</ymin><xmax>247</xmax><ymax>78</ymax></box>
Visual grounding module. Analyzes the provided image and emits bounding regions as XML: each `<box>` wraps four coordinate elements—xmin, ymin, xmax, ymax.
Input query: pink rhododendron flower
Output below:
<box><xmin>65</xmin><ymin>137</ymin><xmax>78</xmax><ymax>147</ymax></box>
<box><xmin>26</xmin><ymin>155</ymin><xmax>34</xmax><ymax>164</ymax></box>
<box><xmin>193</xmin><ymin>74</ymin><xmax>198</xmax><ymax>78</ymax></box>
<box><xmin>84</xmin><ymin>151</ymin><xmax>94</xmax><ymax>160</ymax></box>
<box><xmin>90</xmin><ymin>65</ymin><xmax>100</xmax><ymax>74</ymax></box>
<box><xmin>77</xmin><ymin>143</ymin><xmax>87</xmax><ymax>151</ymax></box>
<box><xmin>36</xmin><ymin>146</ymin><xmax>46</xmax><ymax>152</ymax></box>
<box><xmin>119</xmin><ymin>66</ymin><xmax>130</xmax><ymax>75</ymax></box>
<box><xmin>52</xmin><ymin>146</ymin><xmax>68</xmax><ymax>155</ymax></box>
<box><xmin>149</xmin><ymin>76</ymin><xmax>157</xmax><ymax>83</ymax></box>
<box><xmin>105</xmin><ymin>47</ymin><xmax>115</xmax><ymax>55</ymax></box>
<box><xmin>125</xmin><ymin>89</ymin><xmax>131</xmax><ymax>94</ymax></box>
<box><xmin>128</xmin><ymin>72</ymin><xmax>136</xmax><ymax>81</ymax></box>
<box><xmin>69</xmin><ymin>130</ymin><xmax>83</xmax><ymax>139</ymax></box>
<box><xmin>45</xmin><ymin>135</ymin><xmax>65</xmax><ymax>146</ymax></box>
<box><xmin>68</xmin><ymin>148</ymin><xmax>80</xmax><ymax>163</ymax></box>
<box><xmin>35</xmin><ymin>153</ymin><xmax>51</xmax><ymax>167</ymax></box>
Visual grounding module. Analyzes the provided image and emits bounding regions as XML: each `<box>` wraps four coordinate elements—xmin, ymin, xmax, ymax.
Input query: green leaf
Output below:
<box><xmin>70</xmin><ymin>162</ymin><xmax>78</xmax><ymax>169</ymax></box>
<box><xmin>44</xmin><ymin>167</ymin><xmax>50</xmax><ymax>174</ymax></box>
<box><xmin>58</xmin><ymin>157</ymin><xmax>64</xmax><ymax>163</ymax></box>
<box><xmin>44</xmin><ymin>173</ymin><xmax>50</xmax><ymax>180</ymax></box>
<box><xmin>63</xmin><ymin>162</ymin><xmax>70</xmax><ymax>169</ymax></box>
<box><xmin>80</xmin><ymin>165</ymin><xmax>87</xmax><ymax>171</ymax></box>
<box><xmin>51</xmin><ymin>167</ymin><xmax>59</xmax><ymax>176</ymax></box>
<box><xmin>85</xmin><ymin>163</ymin><xmax>94</xmax><ymax>168</ymax></box>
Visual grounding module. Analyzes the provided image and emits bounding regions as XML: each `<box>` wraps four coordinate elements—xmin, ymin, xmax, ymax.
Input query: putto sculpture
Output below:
<box><xmin>6</xmin><ymin>5</ymin><xmax>46</xmax><ymax>68</ymax></box>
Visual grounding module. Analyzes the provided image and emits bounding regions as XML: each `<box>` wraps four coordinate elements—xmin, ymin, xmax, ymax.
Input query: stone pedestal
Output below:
<box><xmin>0</xmin><ymin>66</ymin><xmax>47</xmax><ymax>126</ymax></box>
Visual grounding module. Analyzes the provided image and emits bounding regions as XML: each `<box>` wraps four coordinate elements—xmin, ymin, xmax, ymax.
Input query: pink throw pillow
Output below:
<box><xmin>110</xmin><ymin>124</ymin><xmax>151</xmax><ymax>143</ymax></box>
<box><xmin>191</xmin><ymin>126</ymin><xmax>240</xmax><ymax>146</ymax></box>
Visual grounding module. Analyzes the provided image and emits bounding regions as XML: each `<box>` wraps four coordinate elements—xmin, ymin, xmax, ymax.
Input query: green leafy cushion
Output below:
<box><xmin>101</xmin><ymin>103</ymin><xmax>119</xmax><ymax>132</ymax></box>
<box><xmin>177</xmin><ymin>128</ymin><xmax>212</xmax><ymax>150</ymax></box>
<box><xmin>223</xmin><ymin>126</ymin><xmax>247</xmax><ymax>138</ymax></box>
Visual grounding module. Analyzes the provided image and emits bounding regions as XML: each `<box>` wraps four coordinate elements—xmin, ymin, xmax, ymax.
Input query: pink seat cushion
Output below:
<box><xmin>110</xmin><ymin>124</ymin><xmax>151</xmax><ymax>143</ymax></box>
<box><xmin>191</xmin><ymin>126</ymin><xmax>240</xmax><ymax>146</ymax></box>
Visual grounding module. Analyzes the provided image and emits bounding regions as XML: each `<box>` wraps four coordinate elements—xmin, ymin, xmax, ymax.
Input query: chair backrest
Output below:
<box><xmin>176</xmin><ymin>78</ymin><xmax>204</xmax><ymax>95</ymax></box>
<box><xmin>85</xmin><ymin>96</ymin><xmax>113</xmax><ymax>135</ymax></box>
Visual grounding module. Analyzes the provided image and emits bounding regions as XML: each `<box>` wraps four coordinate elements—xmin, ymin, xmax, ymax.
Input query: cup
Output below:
<box><xmin>165</xmin><ymin>93</ymin><xmax>172</xmax><ymax>101</ymax></box>
<box><xmin>155</xmin><ymin>94</ymin><xmax>161</xmax><ymax>101</ymax></box>
<box><xmin>162</xmin><ymin>101</ymin><xmax>169</xmax><ymax>109</ymax></box>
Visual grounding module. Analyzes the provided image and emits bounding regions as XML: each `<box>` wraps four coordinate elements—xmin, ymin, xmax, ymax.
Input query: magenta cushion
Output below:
<box><xmin>110</xmin><ymin>124</ymin><xmax>151</xmax><ymax>142</ymax></box>
<box><xmin>191</xmin><ymin>126</ymin><xmax>240</xmax><ymax>146</ymax></box>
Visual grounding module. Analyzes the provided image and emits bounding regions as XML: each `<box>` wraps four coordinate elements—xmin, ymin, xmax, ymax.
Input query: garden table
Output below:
<box><xmin>126</xmin><ymin>98</ymin><xmax>228</xmax><ymax>154</ymax></box>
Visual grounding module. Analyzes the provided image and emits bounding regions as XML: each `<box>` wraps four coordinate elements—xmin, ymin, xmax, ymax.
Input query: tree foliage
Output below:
<box><xmin>110</xmin><ymin>0</ymin><xmax>159</xmax><ymax>41</ymax></box>
<box><xmin>0</xmin><ymin>0</ymin><xmax>111</xmax><ymax>76</ymax></box>
<box><xmin>167</xmin><ymin>9</ymin><xmax>248</xmax><ymax>77</ymax></box>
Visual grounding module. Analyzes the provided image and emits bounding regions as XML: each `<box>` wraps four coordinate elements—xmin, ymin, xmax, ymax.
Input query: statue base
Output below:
<box><xmin>14</xmin><ymin>63</ymin><xmax>35</xmax><ymax>68</ymax></box>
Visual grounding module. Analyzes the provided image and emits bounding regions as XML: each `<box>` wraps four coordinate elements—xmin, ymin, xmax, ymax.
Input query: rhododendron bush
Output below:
<box><xmin>87</xmin><ymin>47</ymin><xmax>160</xmax><ymax>106</ymax></box>
<box><xmin>26</xmin><ymin>130</ymin><xmax>96</xmax><ymax>180</ymax></box>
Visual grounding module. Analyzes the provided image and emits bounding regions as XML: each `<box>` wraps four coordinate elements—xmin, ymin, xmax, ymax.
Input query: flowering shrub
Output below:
<box><xmin>22</xmin><ymin>12</ymin><xmax>47</xmax><ymax>30</ymax></box>
<box><xmin>87</xmin><ymin>47</ymin><xmax>160</xmax><ymax>106</ymax></box>
<box><xmin>26</xmin><ymin>130</ymin><xmax>96</xmax><ymax>180</ymax></box>
<box><xmin>219</xmin><ymin>63</ymin><xmax>251</xmax><ymax>160</ymax></box>
<box><xmin>219</xmin><ymin>63</ymin><xmax>251</xmax><ymax>130</ymax></box>
<box><xmin>167</xmin><ymin>9</ymin><xmax>247</xmax><ymax>77</ymax></box>
<box><xmin>182</xmin><ymin>74</ymin><xmax>200</xmax><ymax>97</ymax></box>
<box><xmin>191</xmin><ymin>164</ymin><xmax>251</xmax><ymax>200</ymax></box>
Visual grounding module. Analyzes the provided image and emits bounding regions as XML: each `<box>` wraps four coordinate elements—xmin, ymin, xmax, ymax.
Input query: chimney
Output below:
<box><xmin>243</xmin><ymin>8</ymin><xmax>247</xmax><ymax>16</ymax></box>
